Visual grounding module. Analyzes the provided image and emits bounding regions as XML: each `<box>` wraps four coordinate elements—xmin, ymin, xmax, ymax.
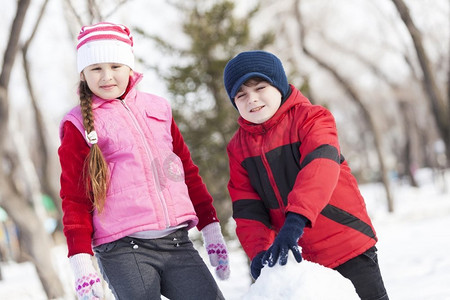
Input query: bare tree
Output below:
<box><xmin>319</xmin><ymin>31</ymin><xmax>425</xmax><ymax>187</ymax></box>
<box><xmin>391</xmin><ymin>0</ymin><xmax>450</xmax><ymax>165</ymax></box>
<box><xmin>21</xmin><ymin>0</ymin><xmax>64</xmax><ymax>232</ymax></box>
<box><xmin>64</xmin><ymin>0</ymin><xmax>132</xmax><ymax>25</ymax></box>
<box><xmin>0</xmin><ymin>0</ymin><xmax>65</xmax><ymax>297</ymax></box>
<box><xmin>292</xmin><ymin>0</ymin><xmax>394</xmax><ymax>211</ymax></box>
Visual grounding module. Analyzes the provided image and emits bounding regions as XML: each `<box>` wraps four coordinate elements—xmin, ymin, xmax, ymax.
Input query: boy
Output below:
<box><xmin>223</xmin><ymin>50</ymin><xmax>388</xmax><ymax>300</ymax></box>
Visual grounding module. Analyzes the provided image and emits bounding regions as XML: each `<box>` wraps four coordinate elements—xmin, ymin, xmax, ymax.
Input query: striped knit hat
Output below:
<box><xmin>223</xmin><ymin>50</ymin><xmax>289</xmax><ymax>108</ymax></box>
<box><xmin>77</xmin><ymin>22</ymin><xmax>134</xmax><ymax>73</ymax></box>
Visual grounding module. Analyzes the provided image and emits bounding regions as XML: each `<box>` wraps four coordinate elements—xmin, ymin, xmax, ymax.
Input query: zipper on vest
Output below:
<box><xmin>120</xmin><ymin>99</ymin><xmax>171</xmax><ymax>227</ymax></box>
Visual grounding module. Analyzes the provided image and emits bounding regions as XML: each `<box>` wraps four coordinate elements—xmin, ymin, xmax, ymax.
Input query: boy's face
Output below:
<box><xmin>234</xmin><ymin>80</ymin><xmax>282</xmax><ymax>124</ymax></box>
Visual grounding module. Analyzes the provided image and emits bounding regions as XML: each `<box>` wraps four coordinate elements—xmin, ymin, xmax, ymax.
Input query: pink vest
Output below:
<box><xmin>60</xmin><ymin>85</ymin><xmax>198</xmax><ymax>247</ymax></box>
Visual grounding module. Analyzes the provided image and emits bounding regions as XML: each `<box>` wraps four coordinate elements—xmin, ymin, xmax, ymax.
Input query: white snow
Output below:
<box><xmin>243</xmin><ymin>259</ymin><xmax>359</xmax><ymax>300</ymax></box>
<box><xmin>1</xmin><ymin>168</ymin><xmax>449</xmax><ymax>299</ymax></box>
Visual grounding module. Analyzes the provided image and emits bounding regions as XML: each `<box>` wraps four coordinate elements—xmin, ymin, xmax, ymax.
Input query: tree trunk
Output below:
<box><xmin>22</xmin><ymin>0</ymin><xmax>63</xmax><ymax>231</ymax></box>
<box><xmin>0</xmin><ymin>0</ymin><xmax>31</xmax><ymax>143</ymax></box>
<box><xmin>0</xmin><ymin>0</ymin><xmax>65</xmax><ymax>298</ymax></box>
<box><xmin>398</xmin><ymin>101</ymin><xmax>419</xmax><ymax>187</ymax></box>
<box><xmin>294</xmin><ymin>0</ymin><xmax>394</xmax><ymax>212</ymax></box>
<box><xmin>0</xmin><ymin>183</ymin><xmax>64</xmax><ymax>298</ymax></box>
<box><xmin>391</xmin><ymin>0</ymin><xmax>450</xmax><ymax>166</ymax></box>
<box><xmin>1</xmin><ymin>143</ymin><xmax>65</xmax><ymax>298</ymax></box>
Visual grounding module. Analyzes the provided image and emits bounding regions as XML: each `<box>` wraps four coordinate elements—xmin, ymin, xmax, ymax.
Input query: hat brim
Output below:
<box><xmin>77</xmin><ymin>40</ymin><xmax>134</xmax><ymax>73</ymax></box>
<box><xmin>230</xmin><ymin>72</ymin><xmax>274</xmax><ymax>100</ymax></box>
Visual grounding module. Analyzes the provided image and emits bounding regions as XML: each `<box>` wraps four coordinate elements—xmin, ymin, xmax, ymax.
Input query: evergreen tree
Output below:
<box><xmin>137</xmin><ymin>0</ymin><xmax>274</xmax><ymax>227</ymax></box>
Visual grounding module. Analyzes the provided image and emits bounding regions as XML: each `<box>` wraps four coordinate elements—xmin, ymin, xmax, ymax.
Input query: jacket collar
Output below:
<box><xmin>237</xmin><ymin>85</ymin><xmax>310</xmax><ymax>134</ymax></box>
<box><xmin>91</xmin><ymin>71</ymin><xmax>143</xmax><ymax>109</ymax></box>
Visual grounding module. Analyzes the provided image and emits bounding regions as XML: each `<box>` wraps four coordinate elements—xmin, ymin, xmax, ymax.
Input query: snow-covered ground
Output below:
<box><xmin>0</xmin><ymin>168</ymin><xmax>449</xmax><ymax>299</ymax></box>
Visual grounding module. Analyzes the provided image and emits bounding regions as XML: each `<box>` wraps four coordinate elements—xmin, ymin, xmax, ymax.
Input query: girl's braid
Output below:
<box><xmin>78</xmin><ymin>81</ymin><xmax>108</xmax><ymax>213</ymax></box>
<box><xmin>79</xmin><ymin>84</ymin><xmax>93</xmax><ymax>131</ymax></box>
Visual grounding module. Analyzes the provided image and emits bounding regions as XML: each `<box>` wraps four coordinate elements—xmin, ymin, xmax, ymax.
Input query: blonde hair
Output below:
<box><xmin>79</xmin><ymin>80</ymin><xmax>109</xmax><ymax>213</ymax></box>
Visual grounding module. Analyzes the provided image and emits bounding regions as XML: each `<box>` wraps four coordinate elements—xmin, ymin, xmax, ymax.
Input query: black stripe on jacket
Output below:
<box><xmin>320</xmin><ymin>204</ymin><xmax>377</xmax><ymax>240</ymax></box>
<box><xmin>241</xmin><ymin>155</ymin><xmax>278</xmax><ymax>209</ymax></box>
<box><xmin>235</xmin><ymin>143</ymin><xmax>349</xmax><ymax>230</ymax></box>
<box><xmin>300</xmin><ymin>144</ymin><xmax>342</xmax><ymax>169</ymax></box>
<box><xmin>241</xmin><ymin>143</ymin><xmax>342</xmax><ymax>210</ymax></box>
<box><xmin>232</xmin><ymin>199</ymin><xmax>272</xmax><ymax>228</ymax></box>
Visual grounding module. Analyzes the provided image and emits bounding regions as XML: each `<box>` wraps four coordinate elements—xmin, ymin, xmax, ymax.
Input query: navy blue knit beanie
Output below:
<box><xmin>223</xmin><ymin>50</ymin><xmax>290</xmax><ymax>108</ymax></box>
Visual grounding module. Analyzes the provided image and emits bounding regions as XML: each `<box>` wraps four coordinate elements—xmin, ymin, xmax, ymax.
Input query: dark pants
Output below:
<box><xmin>334</xmin><ymin>246</ymin><xmax>389</xmax><ymax>300</ymax></box>
<box><xmin>94</xmin><ymin>229</ymin><xmax>224</xmax><ymax>300</ymax></box>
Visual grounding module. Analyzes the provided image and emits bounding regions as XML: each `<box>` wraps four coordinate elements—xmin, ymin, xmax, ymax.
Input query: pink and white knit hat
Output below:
<box><xmin>76</xmin><ymin>22</ymin><xmax>135</xmax><ymax>73</ymax></box>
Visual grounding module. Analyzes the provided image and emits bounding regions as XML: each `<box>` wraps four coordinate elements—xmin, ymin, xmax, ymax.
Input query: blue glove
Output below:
<box><xmin>262</xmin><ymin>213</ymin><xmax>308</xmax><ymax>267</ymax></box>
<box><xmin>250</xmin><ymin>251</ymin><xmax>266</xmax><ymax>280</ymax></box>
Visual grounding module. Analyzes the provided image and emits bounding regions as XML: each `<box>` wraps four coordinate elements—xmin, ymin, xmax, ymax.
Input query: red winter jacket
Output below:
<box><xmin>227</xmin><ymin>85</ymin><xmax>377</xmax><ymax>268</ymax></box>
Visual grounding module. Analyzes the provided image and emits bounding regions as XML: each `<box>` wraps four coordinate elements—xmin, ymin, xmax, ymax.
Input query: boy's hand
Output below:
<box><xmin>250</xmin><ymin>251</ymin><xmax>266</xmax><ymax>280</ymax></box>
<box><xmin>201</xmin><ymin>222</ymin><xmax>230</xmax><ymax>280</ymax></box>
<box><xmin>262</xmin><ymin>213</ymin><xmax>308</xmax><ymax>267</ymax></box>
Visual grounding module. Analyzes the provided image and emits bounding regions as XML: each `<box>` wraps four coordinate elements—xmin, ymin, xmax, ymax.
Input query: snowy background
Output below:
<box><xmin>0</xmin><ymin>168</ymin><xmax>449</xmax><ymax>299</ymax></box>
<box><xmin>1</xmin><ymin>0</ymin><xmax>449</xmax><ymax>299</ymax></box>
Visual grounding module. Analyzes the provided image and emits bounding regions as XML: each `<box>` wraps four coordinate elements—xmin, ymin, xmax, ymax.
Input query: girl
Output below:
<box><xmin>59</xmin><ymin>22</ymin><xmax>229</xmax><ymax>300</ymax></box>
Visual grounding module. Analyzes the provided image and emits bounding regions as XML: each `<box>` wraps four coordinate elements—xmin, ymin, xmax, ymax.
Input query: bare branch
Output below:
<box><xmin>64</xmin><ymin>0</ymin><xmax>84</xmax><ymax>26</ymax></box>
<box><xmin>105</xmin><ymin>0</ymin><xmax>133</xmax><ymax>19</ymax></box>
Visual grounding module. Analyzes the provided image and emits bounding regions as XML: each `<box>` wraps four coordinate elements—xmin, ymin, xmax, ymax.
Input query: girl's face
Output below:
<box><xmin>234</xmin><ymin>80</ymin><xmax>282</xmax><ymax>124</ymax></box>
<box><xmin>81</xmin><ymin>63</ymin><xmax>133</xmax><ymax>100</ymax></box>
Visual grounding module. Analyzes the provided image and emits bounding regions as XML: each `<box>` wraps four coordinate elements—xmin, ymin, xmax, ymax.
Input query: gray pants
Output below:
<box><xmin>94</xmin><ymin>229</ymin><xmax>225</xmax><ymax>300</ymax></box>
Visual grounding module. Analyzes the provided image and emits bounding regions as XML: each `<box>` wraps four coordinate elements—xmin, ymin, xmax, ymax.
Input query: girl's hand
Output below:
<box><xmin>201</xmin><ymin>222</ymin><xmax>230</xmax><ymax>280</ymax></box>
<box><xmin>69</xmin><ymin>253</ymin><xmax>104</xmax><ymax>300</ymax></box>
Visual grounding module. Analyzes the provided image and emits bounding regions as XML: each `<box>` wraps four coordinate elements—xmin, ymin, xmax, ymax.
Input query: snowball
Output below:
<box><xmin>243</xmin><ymin>256</ymin><xmax>359</xmax><ymax>300</ymax></box>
